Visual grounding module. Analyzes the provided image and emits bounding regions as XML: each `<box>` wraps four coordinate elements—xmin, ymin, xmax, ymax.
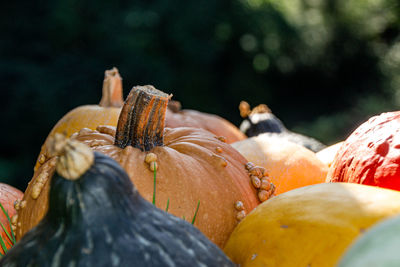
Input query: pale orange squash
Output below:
<box><xmin>232</xmin><ymin>134</ymin><xmax>328</xmax><ymax>195</ymax></box>
<box><xmin>34</xmin><ymin>67</ymin><xmax>123</xmax><ymax>171</ymax></box>
<box><xmin>316</xmin><ymin>141</ymin><xmax>344</xmax><ymax>168</ymax></box>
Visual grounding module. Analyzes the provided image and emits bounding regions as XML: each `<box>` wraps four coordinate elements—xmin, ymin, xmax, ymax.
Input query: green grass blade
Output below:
<box><xmin>0</xmin><ymin>221</ymin><xmax>13</xmax><ymax>247</ymax></box>
<box><xmin>0</xmin><ymin>232</ymin><xmax>8</xmax><ymax>254</ymax></box>
<box><xmin>182</xmin><ymin>215</ymin><xmax>186</xmax><ymax>221</ymax></box>
<box><xmin>191</xmin><ymin>200</ymin><xmax>200</xmax><ymax>225</ymax></box>
<box><xmin>0</xmin><ymin>202</ymin><xmax>15</xmax><ymax>243</ymax></box>
<box><xmin>152</xmin><ymin>162</ymin><xmax>156</xmax><ymax>205</ymax></box>
<box><xmin>165</xmin><ymin>198</ymin><xmax>170</xmax><ymax>212</ymax></box>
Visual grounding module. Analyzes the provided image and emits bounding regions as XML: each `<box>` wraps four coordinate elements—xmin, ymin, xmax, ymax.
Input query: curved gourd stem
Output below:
<box><xmin>48</xmin><ymin>133</ymin><xmax>94</xmax><ymax>181</ymax></box>
<box><xmin>114</xmin><ymin>85</ymin><xmax>171</xmax><ymax>151</ymax></box>
<box><xmin>99</xmin><ymin>67</ymin><xmax>124</xmax><ymax>108</ymax></box>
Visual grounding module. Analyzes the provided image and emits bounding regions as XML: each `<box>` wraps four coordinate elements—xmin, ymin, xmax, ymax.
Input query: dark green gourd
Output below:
<box><xmin>0</xmin><ymin>135</ymin><xmax>234</xmax><ymax>267</ymax></box>
<box><xmin>239</xmin><ymin>101</ymin><xmax>326</xmax><ymax>152</ymax></box>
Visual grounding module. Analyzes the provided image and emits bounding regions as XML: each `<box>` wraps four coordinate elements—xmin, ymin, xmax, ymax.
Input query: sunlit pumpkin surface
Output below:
<box><xmin>224</xmin><ymin>183</ymin><xmax>400</xmax><ymax>267</ymax></box>
<box><xmin>232</xmin><ymin>134</ymin><xmax>328</xmax><ymax>194</ymax></box>
<box><xmin>316</xmin><ymin>141</ymin><xmax>344</xmax><ymax>168</ymax></box>
<box><xmin>327</xmin><ymin>111</ymin><xmax>400</xmax><ymax>190</ymax></box>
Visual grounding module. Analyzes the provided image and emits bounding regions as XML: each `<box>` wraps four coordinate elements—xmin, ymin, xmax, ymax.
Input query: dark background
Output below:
<box><xmin>1</xmin><ymin>0</ymin><xmax>399</xmax><ymax>190</ymax></box>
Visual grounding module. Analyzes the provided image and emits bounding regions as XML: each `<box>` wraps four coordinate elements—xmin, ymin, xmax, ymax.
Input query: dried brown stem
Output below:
<box><xmin>251</xmin><ymin>104</ymin><xmax>271</xmax><ymax>115</ymax></box>
<box><xmin>239</xmin><ymin>101</ymin><xmax>272</xmax><ymax>118</ymax></box>
<box><xmin>239</xmin><ymin>101</ymin><xmax>251</xmax><ymax>118</ymax></box>
<box><xmin>115</xmin><ymin>85</ymin><xmax>171</xmax><ymax>151</ymax></box>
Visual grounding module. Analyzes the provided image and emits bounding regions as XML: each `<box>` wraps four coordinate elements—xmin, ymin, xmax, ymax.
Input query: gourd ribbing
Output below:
<box><xmin>115</xmin><ymin>85</ymin><xmax>170</xmax><ymax>151</ymax></box>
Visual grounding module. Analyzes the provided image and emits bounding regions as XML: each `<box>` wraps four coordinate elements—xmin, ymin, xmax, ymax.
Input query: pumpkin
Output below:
<box><xmin>0</xmin><ymin>183</ymin><xmax>23</xmax><ymax>254</ymax></box>
<box><xmin>239</xmin><ymin>101</ymin><xmax>326</xmax><ymax>152</ymax></box>
<box><xmin>232</xmin><ymin>134</ymin><xmax>328</xmax><ymax>195</ymax></box>
<box><xmin>327</xmin><ymin>111</ymin><xmax>400</xmax><ymax>190</ymax></box>
<box><xmin>166</xmin><ymin>100</ymin><xmax>246</xmax><ymax>144</ymax></box>
<box><xmin>33</xmin><ymin>67</ymin><xmax>123</xmax><ymax>171</ymax></box>
<box><xmin>16</xmin><ymin>85</ymin><xmax>272</xmax><ymax>248</ymax></box>
<box><xmin>338</xmin><ymin>213</ymin><xmax>400</xmax><ymax>267</ymax></box>
<box><xmin>224</xmin><ymin>183</ymin><xmax>400</xmax><ymax>267</ymax></box>
<box><xmin>316</xmin><ymin>141</ymin><xmax>344</xmax><ymax>168</ymax></box>
<box><xmin>1</xmin><ymin>136</ymin><xmax>235</xmax><ymax>267</ymax></box>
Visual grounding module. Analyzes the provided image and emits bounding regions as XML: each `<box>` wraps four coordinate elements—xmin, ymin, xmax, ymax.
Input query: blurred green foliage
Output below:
<box><xmin>0</xmin><ymin>0</ymin><xmax>399</xmax><ymax>189</ymax></box>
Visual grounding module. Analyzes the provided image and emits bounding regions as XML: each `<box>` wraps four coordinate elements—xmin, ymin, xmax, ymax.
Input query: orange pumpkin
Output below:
<box><xmin>34</xmin><ymin>67</ymin><xmax>123</xmax><ymax>171</ymax></box>
<box><xmin>232</xmin><ymin>134</ymin><xmax>328</xmax><ymax>195</ymax></box>
<box><xmin>0</xmin><ymin>183</ymin><xmax>23</xmax><ymax>254</ymax></box>
<box><xmin>166</xmin><ymin>100</ymin><xmax>246</xmax><ymax>144</ymax></box>
<box><xmin>17</xmin><ymin>85</ymin><xmax>273</xmax><ymax>248</ymax></box>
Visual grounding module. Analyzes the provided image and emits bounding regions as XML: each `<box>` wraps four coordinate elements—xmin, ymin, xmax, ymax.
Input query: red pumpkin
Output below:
<box><xmin>0</xmin><ymin>183</ymin><xmax>23</xmax><ymax>254</ymax></box>
<box><xmin>327</xmin><ymin>111</ymin><xmax>400</xmax><ymax>190</ymax></box>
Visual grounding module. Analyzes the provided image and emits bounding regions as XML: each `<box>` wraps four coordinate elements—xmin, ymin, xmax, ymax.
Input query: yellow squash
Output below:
<box><xmin>224</xmin><ymin>183</ymin><xmax>400</xmax><ymax>267</ymax></box>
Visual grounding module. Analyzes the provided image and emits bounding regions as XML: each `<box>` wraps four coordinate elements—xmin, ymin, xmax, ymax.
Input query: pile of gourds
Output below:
<box><xmin>2</xmin><ymin>68</ymin><xmax>400</xmax><ymax>266</ymax></box>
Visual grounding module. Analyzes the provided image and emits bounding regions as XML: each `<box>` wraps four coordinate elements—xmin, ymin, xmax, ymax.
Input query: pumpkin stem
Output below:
<box><xmin>251</xmin><ymin>104</ymin><xmax>271</xmax><ymax>115</ymax></box>
<box><xmin>239</xmin><ymin>101</ymin><xmax>251</xmax><ymax>118</ymax></box>
<box><xmin>239</xmin><ymin>101</ymin><xmax>272</xmax><ymax>118</ymax></box>
<box><xmin>114</xmin><ymin>85</ymin><xmax>171</xmax><ymax>151</ymax></box>
<box><xmin>168</xmin><ymin>100</ymin><xmax>182</xmax><ymax>113</ymax></box>
<box><xmin>99</xmin><ymin>67</ymin><xmax>124</xmax><ymax>108</ymax></box>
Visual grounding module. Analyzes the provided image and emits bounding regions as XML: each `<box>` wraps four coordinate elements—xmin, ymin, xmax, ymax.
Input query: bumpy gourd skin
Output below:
<box><xmin>232</xmin><ymin>135</ymin><xmax>328</xmax><ymax>195</ymax></box>
<box><xmin>327</xmin><ymin>111</ymin><xmax>400</xmax><ymax>190</ymax></box>
<box><xmin>0</xmin><ymin>153</ymin><xmax>234</xmax><ymax>267</ymax></box>
<box><xmin>0</xmin><ymin>183</ymin><xmax>23</xmax><ymax>254</ymax></box>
